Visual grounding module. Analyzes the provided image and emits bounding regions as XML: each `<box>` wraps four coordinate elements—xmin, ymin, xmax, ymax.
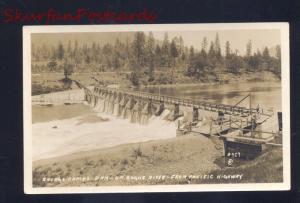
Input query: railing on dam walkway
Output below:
<box><xmin>91</xmin><ymin>86</ymin><xmax>272</xmax><ymax>118</ymax></box>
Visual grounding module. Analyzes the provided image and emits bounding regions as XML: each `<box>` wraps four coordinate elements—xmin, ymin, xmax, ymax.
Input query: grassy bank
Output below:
<box><xmin>195</xmin><ymin>146</ymin><xmax>283</xmax><ymax>184</ymax></box>
<box><xmin>32</xmin><ymin>135</ymin><xmax>282</xmax><ymax>187</ymax></box>
<box><xmin>33</xmin><ymin>135</ymin><xmax>222</xmax><ymax>187</ymax></box>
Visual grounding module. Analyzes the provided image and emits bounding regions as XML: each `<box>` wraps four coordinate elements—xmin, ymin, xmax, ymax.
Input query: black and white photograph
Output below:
<box><xmin>23</xmin><ymin>23</ymin><xmax>290</xmax><ymax>193</ymax></box>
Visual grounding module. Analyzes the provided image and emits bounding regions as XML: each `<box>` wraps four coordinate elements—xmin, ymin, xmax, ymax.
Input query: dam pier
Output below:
<box><xmin>86</xmin><ymin>86</ymin><xmax>271</xmax><ymax>123</ymax></box>
<box><xmin>81</xmin><ymin>85</ymin><xmax>281</xmax><ymax>159</ymax></box>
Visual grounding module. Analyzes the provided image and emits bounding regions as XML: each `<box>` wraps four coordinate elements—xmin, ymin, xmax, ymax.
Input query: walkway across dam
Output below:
<box><xmin>88</xmin><ymin>85</ymin><xmax>271</xmax><ymax>118</ymax></box>
<box><xmin>82</xmin><ymin>83</ymin><xmax>280</xmax><ymax>159</ymax></box>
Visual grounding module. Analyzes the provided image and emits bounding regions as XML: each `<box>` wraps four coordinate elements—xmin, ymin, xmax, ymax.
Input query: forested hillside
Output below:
<box><xmin>32</xmin><ymin>32</ymin><xmax>281</xmax><ymax>86</ymax></box>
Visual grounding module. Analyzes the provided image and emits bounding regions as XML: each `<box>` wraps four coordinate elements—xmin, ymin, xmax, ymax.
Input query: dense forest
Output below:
<box><xmin>32</xmin><ymin>32</ymin><xmax>281</xmax><ymax>86</ymax></box>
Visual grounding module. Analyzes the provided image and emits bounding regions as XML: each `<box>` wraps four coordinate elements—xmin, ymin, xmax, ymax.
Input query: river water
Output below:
<box><xmin>32</xmin><ymin>81</ymin><xmax>281</xmax><ymax>161</ymax></box>
<box><xmin>138</xmin><ymin>82</ymin><xmax>281</xmax><ymax>112</ymax></box>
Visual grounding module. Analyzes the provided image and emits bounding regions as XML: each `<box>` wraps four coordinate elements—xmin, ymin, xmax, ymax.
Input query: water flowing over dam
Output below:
<box><xmin>84</xmin><ymin>84</ymin><xmax>280</xmax><ymax>154</ymax></box>
<box><xmin>86</xmin><ymin>87</ymin><xmax>185</xmax><ymax>125</ymax></box>
<box><xmin>83</xmin><ymin>85</ymin><xmax>273</xmax><ymax>129</ymax></box>
<box><xmin>32</xmin><ymin>82</ymin><xmax>274</xmax><ymax>134</ymax></box>
<box><xmin>31</xmin><ymin>83</ymin><xmax>280</xmax><ymax>160</ymax></box>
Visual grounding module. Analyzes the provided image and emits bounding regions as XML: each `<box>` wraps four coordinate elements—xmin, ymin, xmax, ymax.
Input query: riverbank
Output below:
<box><xmin>32</xmin><ymin>135</ymin><xmax>222</xmax><ymax>187</ymax></box>
<box><xmin>32</xmin><ymin>134</ymin><xmax>282</xmax><ymax>187</ymax></box>
<box><xmin>31</xmin><ymin>71</ymin><xmax>280</xmax><ymax>95</ymax></box>
<box><xmin>140</xmin><ymin>71</ymin><xmax>280</xmax><ymax>88</ymax></box>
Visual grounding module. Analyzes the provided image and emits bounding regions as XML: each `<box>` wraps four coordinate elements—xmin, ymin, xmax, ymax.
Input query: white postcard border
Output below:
<box><xmin>23</xmin><ymin>23</ymin><xmax>290</xmax><ymax>194</ymax></box>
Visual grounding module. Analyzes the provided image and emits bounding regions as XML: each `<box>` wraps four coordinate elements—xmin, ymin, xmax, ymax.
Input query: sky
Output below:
<box><xmin>32</xmin><ymin>29</ymin><xmax>281</xmax><ymax>56</ymax></box>
<box><xmin>152</xmin><ymin>29</ymin><xmax>281</xmax><ymax>55</ymax></box>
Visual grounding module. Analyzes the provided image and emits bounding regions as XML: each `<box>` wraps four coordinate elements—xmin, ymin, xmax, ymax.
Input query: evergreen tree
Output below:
<box><xmin>112</xmin><ymin>51</ymin><xmax>121</xmax><ymax>70</ymax></box>
<box><xmin>146</xmin><ymin>32</ymin><xmax>155</xmax><ymax>64</ymax></box>
<box><xmin>170</xmin><ymin>39</ymin><xmax>179</xmax><ymax>83</ymax></box>
<box><xmin>50</xmin><ymin>46</ymin><xmax>57</xmax><ymax>60</ymax></box>
<box><xmin>161</xmin><ymin>32</ymin><xmax>170</xmax><ymax>66</ymax></box>
<box><xmin>132</xmin><ymin>32</ymin><xmax>146</xmax><ymax>67</ymax></box>
<box><xmin>124</xmin><ymin>37</ymin><xmax>131</xmax><ymax>59</ymax></box>
<box><xmin>245</xmin><ymin>40</ymin><xmax>253</xmax><ymax>71</ymax></box>
<box><xmin>85</xmin><ymin>55</ymin><xmax>91</xmax><ymax>64</ymax></box>
<box><xmin>208</xmin><ymin>42</ymin><xmax>215</xmax><ymax>58</ymax></box>
<box><xmin>262</xmin><ymin>47</ymin><xmax>271</xmax><ymax>71</ymax></box>
<box><xmin>146</xmin><ymin>32</ymin><xmax>155</xmax><ymax>78</ymax></box>
<box><xmin>246</xmin><ymin>40</ymin><xmax>252</xmax><ymax>58</ymax></box>
<box><xmin>255</xmin><ymin>49</ymin><xmax>263</xmax><ymax>71</ymax></box>
<box><xmin>170</xmin><ymin>39</ymin><xmax>179</xmax><ymax>66</ymax></box>
<box><xmin>67</xmin><ymin>40</ymin><xmax>72</xmax><ymax>55</ymax></box>
<box><xmin>73</xmin><ymin>40</ymin><xmax>78</xmax><ymax>57</ymax></box>
<box><xmin>275</xmin><ymin>45</ymin><xmax>281</xmax><ymax>76</ymax></box>
<box><xmin>227</xmin><ymin>55</ymin><xmax>245</xmax><ymax>74</ymax></box>
<box><xmin>189</xmin><ymin>46</ymin><xmax>195</xmax><ymax>62</ymax></box>
<box><xmin>214</xmin><ymin>33</ymin><xmax>221</xmax><ymax>59</ymax></box>
<box><xmin>113</xmin><ymin>38</ymin><xmax>123</xmax><ymax>71</ymax></box>
<box><xmin>41</xmin><ymin>44</ymin><xmax>48</xmax><ymax>61</ymax></box>
<box><xmin>187</xmin><ymin>53</ymin><xmax>208</xmax><ymax>79</ymax></box>
<box><xmin>200</xmin><ymin>48</ymin><xmax>207</xmax><ymax>58</ymax></box>
<box><xmin>248</xmin><ymin>53</ymin><xmax>259</xmax><ymax>72</ymax></box>
<box><xmin>179</xmin><ymin>36</ymin><xmax>184</xmax><ymax>56</ymax></box>
<box><xmin>92</xmin><ymin>42</ymin><xmax>96</xmax><ymax>52</ymax></box>
<box><xmin>57</xmin><ymin>41</ymin><xmax>65</xmax><ymax>61</ymax></box>
<box><xmin>129</xmin><ymin>59</ymin><xmax>140</xmax><ymax>86</ymax></box>
<box><xmin>155</xmin><ymin>45</ymin><xmax>162</xmax><ymax>66</ymax></box>
<box><xmin>262</xmin><ymin>47</ymin><xmax>270</xmax><ymax>59</ymax></box>
<box><xmin>63</xmin><ymin>59</ymin><xmax>74</xmax><ymax>79</ymax></box>
<box><xmin>276</xmin><ymin>45</ymin><xmax>281</xmax><ymax>61</ymax></box>
<box><xmin>201</xmin><ymin>37</ymin><xmax>208</xmax><ymax>53</ymax></box>
<box><xmin>225</xmin><ymin>41</ymin><xmax>231</xmax><ymax>58</ymax></box>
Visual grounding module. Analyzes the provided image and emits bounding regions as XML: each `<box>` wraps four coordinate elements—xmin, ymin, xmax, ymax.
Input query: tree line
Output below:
<box><xmin>32</xmin><ymin>32</ymin><xmax>281</xmax><ymax>85</ymax></box>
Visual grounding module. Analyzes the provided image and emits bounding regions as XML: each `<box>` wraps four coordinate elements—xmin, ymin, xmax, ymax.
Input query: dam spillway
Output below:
<box><xmin>32</xmin><ymin>83</ymin><xmax>279</xmax><ymax>160</ymax></box>
<box><xmin>82</xmin><ymin>85</ymin><xmax>272</xmax><ymax>129</ymax></box>
<box><xmin>89</xmin><ymin>86</ymin><xmax>271</xmax><ymax>116</ymax></box>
